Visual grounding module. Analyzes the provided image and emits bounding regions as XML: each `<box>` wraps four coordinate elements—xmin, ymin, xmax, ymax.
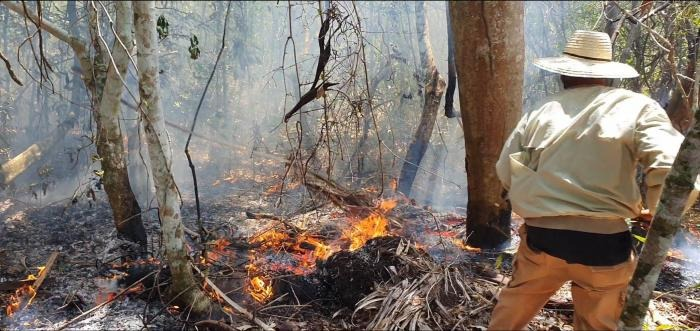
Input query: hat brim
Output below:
<box><xmin>534</xmin><ymin>55</ymin><xmax>639</xmax><ymax>79</ymax></box>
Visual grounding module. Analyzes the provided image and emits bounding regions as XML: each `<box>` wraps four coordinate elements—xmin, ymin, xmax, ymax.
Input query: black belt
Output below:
<box><xmin>525</xmin><ymin>225</ymin><xmax>632</xmax><ymax>266</ymax></box>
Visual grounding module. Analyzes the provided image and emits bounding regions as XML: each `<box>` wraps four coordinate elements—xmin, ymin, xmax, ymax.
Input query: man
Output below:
<box><xmin>489</xmin><ymin>30</ymin><xmax>699</xmax><ymax>330</ymax></box>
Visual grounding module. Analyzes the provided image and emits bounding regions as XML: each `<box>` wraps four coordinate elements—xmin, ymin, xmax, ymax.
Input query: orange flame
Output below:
<box><xmin>343</xmin><ymin>213</ymin><xmax>389</xmax><ymax>251</ymax></box>
<box><xmin>248</xmin><ymin>275</ymin><xmax>273</xmax><ymax>303</ymax></box>
<box><xmin>6</xmin><ymin>285</ymin><xmax>36</xmax><ymax>317</ymax></box>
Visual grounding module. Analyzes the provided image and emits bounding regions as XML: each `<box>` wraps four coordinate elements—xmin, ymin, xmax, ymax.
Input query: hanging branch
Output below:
<box><xmin>184</xmin><ymin>0</ymin><xmax>232</xmax><ymax>240</ymax></box>
<box><xmin>282</xmin><ymin>10</ymin><xmax>338</xmax><ymax>123</ymax></box>
<box><xmin>0</xmin><ymin>50</ymin><xmax>23</xmax><ymax>86</ymax></box>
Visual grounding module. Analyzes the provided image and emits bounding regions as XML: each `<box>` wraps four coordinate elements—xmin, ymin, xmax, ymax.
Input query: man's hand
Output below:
<box><xmin>636</xmin><ymin>209</ymin><xmax>653</xmax><ymax>223</ymax></box>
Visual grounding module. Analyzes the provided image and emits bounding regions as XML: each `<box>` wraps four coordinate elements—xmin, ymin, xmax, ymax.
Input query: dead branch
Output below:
<box><xmin>653</xmin><ymin>291</ymin><xmax>700</xmax><ymax>306</ymax></box>
<box><xmin>194</xmin><ymin>319</ymin><xmax>237</xmax><ymax>331</ymax></box>
<box><xmin>297</xmin><ymin>165</ymin><xmax>374</xmax><ymax>208</ymax></box>
<box><xmin>32</xmin><ymin>251</ymin><xmax>58</xmax><ymax>292</ymax></box>
<box><xmin>192</xmin><ymin>264</ymin><xmax>274</xmax><ymax>331</ymax></box>
<box><xmin>185</xmin><ymin>1</ymin><xmax>232</xmax><ymax>242</ymax></box>
<box><xmin>0</xmin><ymin>49</ymin><xmax>23</xmax><ymax>86</ymax></box>
<box><xmin>56</xmin><ymin>270</ymin><xmax>158</xmax><ymax>331</ymax></box>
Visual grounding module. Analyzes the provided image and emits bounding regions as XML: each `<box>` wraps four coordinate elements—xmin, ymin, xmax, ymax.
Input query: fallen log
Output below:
<box><xmin>0</xmin><ymin>116</ymin><xmax>76</xmax><ymax>187</ymax></box>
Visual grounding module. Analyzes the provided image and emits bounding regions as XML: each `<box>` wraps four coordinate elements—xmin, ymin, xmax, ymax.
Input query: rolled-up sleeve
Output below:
<box><xmin>496</xmin><ymin>113</ymin><xmax>528</xmax><ymax>190</ymax></box>
<box><xmin>634</xmin><ymin>103</ymin><xmax>698</xmax><ymax>212</ymax></box>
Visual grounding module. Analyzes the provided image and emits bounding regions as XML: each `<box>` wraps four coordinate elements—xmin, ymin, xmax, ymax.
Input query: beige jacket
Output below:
<box><xmin>497</xmin><ymin>85</ymin><xmax>699</xmax><ymax>234</ymax></box>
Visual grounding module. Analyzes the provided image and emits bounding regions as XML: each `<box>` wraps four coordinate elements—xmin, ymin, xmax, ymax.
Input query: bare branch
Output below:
<box><xmin>0</xmin><ymin>50</ymin><xmax>23</xmax><ymax>86</ymax></box>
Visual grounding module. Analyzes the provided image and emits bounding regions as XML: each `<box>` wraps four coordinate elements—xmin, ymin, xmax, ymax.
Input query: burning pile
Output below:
<box><xmin>244</xmin><ymin>199</ymin><xmax>398</xmax><ymax>303</ymax></box>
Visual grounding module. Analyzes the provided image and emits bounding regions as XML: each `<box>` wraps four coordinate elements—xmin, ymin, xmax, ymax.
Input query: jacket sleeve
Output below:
<box><xmin>496</xmin><ymin>113</ymin><xmax>528</xmax><ymax>191</ymax></box>
<box><xmin>635</xmin><ymin>103</ymin><xmax>699</xmax><ymax>213</ymax></box>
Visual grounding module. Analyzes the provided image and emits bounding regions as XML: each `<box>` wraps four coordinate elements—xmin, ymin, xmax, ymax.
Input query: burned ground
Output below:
<box><xmin>1</xmin><ymin>172</ymin><xmax>700</xmax><ymax>330</ymax></box>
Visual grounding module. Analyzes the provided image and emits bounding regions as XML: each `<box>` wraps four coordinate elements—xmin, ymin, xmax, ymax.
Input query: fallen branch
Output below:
<box><xmin>32</xmin><ymin>251</ymin><xmax>58</xmax><ymax>292</ymax></box>
<box><xmin>192</xmin><ymin>264</ymin><xmax>274</xmax><ymax>331</ymax></box>
<box><xmin>194</xmin><ymin>319</ymin><xmax>238</xmax><ymax>331</ymax></box>
<box><xmin>653</xmin><ymin>290</ymin><xmax>700</xmax><ymax>306</ymax></box>
<box><xmin>56</xmin><ymin>270</ymin><xmax>157</xmax><ymax>330</ymax></box>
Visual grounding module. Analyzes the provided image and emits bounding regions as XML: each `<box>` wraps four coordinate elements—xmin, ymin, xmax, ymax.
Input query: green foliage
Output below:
<box><xmin>157</xmin><ymin>15</ymin><xmax>169</xmax><ymax>40</ymax></box>
<box><xmin>189</xmin><ymin>35</ymin><xmax>200</xmax><ymax>60</ymax></box>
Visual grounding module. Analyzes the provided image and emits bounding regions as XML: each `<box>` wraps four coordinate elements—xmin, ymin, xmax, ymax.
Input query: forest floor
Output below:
<box><xmin>1</xmin><ymin>166</ymin><xmax>700</xmax><ymax>330</ymax></box>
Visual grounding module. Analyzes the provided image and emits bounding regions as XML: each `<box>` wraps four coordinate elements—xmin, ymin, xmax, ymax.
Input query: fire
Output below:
<box><xmin>343</xmin><ymin>213</ymin><xmax>389</xmax><ymax>251</ymax></box>
<box><xmin>342</xmin><ymin>199</ymin><xmax>396</xmax><ymax>251</ymax></box>
<box><xmin>243</xmin><ymin>199</ymin><xmax>398</xmax><ymax>302</ymax></box>
<box><xmin>251</xmin><ymin>229</ymin><xmax>290</xmax><ymax>248</ymax></box>
<box><xmin>668</xmin><ymin>249</ymin><xmax>686</xmax><ymax>260</ymax></box>
<box><xmin>451</xmin><ymin>239</ymin><xmax>482</xmax><ymax>252</ymax></box>
<box><xmin>6</xmin><ymin>285</ymin><xmax>36</xmax><ymax>317</ymax></box>
<box><xmin>248</xmin><ymin>275</ymin><xmax>273</xmax><ymax>303</ymax></box>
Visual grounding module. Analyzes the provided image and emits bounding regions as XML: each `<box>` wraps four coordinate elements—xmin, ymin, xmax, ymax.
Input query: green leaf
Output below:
<box><xmin>189</xmin><ymin>35</ymin><xmax>201</xmax><ymax>60</ymax></box>
<box><xmin>495</xmin><ymin>254</ymin><xmax>504</xmax><ymax>270</ymax></box>
<box><xmin>157</xmin><ymin>15</ymin><xmax>169</xmax><ymax>40</ymax></box>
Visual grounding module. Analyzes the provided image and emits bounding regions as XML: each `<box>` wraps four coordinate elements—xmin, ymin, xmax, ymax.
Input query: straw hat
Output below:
<box><xmin>534</xmin><ymin>30</ymin><xmax>639</xmax><ymax>78</ymax></box>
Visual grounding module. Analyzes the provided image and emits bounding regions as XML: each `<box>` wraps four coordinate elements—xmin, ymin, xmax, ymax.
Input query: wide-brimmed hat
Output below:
<box><xmin>534</xmin><ymin>30</ymin><xmax>639</xmax><ymax>79</ymax></box>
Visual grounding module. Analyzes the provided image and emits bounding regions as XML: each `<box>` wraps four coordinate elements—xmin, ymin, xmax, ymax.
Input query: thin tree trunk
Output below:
<box><xmin>94</xmin><ymin>1</ymin><xmax>146</xmax><ymax>245</ymax></box>
<box><xmin>450</xmin><ymin>1</ymin><xmax>524</xmax><ymax>248</ymax></box>
<box><xmin>132</xmin><ymin>0</ymin><xmax>210</xmax><ymax>313</ymax></box>
<box><xmin>444</xmin><ymin>3</ymin><xmax>458</xmax><ymax>119</ymax></box>
<box><xmin>619</xmin><ymin>101</ymin><xmax>700</xmax><ymax>330</ymax></box>
<box><xmin>397</xmin><ymin>1</ymin><xmax>446</xmax><ymax>197</ymax></box>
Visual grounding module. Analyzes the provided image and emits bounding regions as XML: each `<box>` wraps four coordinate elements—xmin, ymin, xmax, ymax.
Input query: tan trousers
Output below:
<box><xmin>488</xmin><ymin>226</ymin><xmax>636</xmax><ymax>330</ymax></box>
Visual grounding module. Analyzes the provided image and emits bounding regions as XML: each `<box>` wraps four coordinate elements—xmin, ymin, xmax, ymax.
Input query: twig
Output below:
<box><xmin>653</xmin><ymin>290</ymin><xmax>700</xmax><ymax>306</ymax></box>
<box><xmin>55</xmin><ymin>270</ymin><xmax>157</xmax><ymax>330</ymax></box>
<box><xmin>185</xmin><ymin>0</ymin><xmax>232</xmax><ymax>241</ymax></box>
<box><xmin>191</xmin><ymin>264</ymin><xmax>274</xmax><ymax>331</ymax></box>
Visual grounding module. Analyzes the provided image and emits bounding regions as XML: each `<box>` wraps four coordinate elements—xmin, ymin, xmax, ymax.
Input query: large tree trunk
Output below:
<box><xmin>94</xmin><ymin>1</ymin><xmax>146</xmax><ymax>245</ymax></box>
<box><xmin>619</xmin><ymin>101</ymin><xmax>700</xmax><ymax>330</ymax></box>
<box><xmin>132</xmin><ymin>0</ymin><xmax>210</xmax><ymax>313</ymax></box>
<box><xmin>450</xmin><ymin>1</ymin><xmax>524</xmax><ymax>248</ymax></box>
<box><xmin>397</xmin><ymin>1</ymin><xmax>446</xmax><ymax>197</ymax></box>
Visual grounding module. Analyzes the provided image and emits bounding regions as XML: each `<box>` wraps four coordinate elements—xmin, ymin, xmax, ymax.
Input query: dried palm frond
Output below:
<box><xmin>353</xmin><ymin>248</ymin><xmax>494</xmax><ymax>330</ymax></box>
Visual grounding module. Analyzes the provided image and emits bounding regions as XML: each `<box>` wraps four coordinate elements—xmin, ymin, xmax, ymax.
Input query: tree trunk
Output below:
<box><xmin>450</xmin><ymin>1</ymin><xmax>524</xmax><ymax>248</ymax></box>
<box><xmin>619</xmin><ymin>101</ymin><xmax>700</xmax><ymax>330</ymax></box>
<box><xmin>397</xmin><ymin>1</ymin><xmax>446</xmax><ymax>197</ymax></box>
<box><xmin>94</xmin><ymin>1</ymin><xmax>146</xmax><ymax>245</ymax></box>
<box><xmin>132</xmin><ymin>0</ymin><xmax>210</xmax><ymax>313</ymax></box>
<box><xmin>666</xmin><ymin>27</ymin><xmax>698</xmax><ymax>134</ymax></box>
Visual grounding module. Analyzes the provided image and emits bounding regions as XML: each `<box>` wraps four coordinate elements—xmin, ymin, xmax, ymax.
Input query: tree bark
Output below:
<box><xmin>94</xmin><ymin>1</ymin><xmax>146</xmax><ymax>245</ymax></box>
<box><xmin>397</xmin><ymin>1</ymin><xmax>446</xmax><ymax>197</ymax></box>
<box><xmin>666</xmin><ymin>27</ymin><xmax>698</xmax><ymax>134</ymax></box>
<box><xmin>132</xmin><ymin>0</ymin><xmax>210</xmax><ymax>313</ymax></box>
<box><xmin>619</xmin><ymin>100</ymin><xmax>700</xmax><ymax>330</ymax></box>
<box><xmin>450</xmin><ymin>1</ymin><xmax>524</xmax><ymax>248</ymax></box>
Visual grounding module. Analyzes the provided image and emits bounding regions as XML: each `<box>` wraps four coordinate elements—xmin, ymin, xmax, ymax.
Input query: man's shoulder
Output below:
<box><xmin>527</xmin><ymin>87</ymin><xmax>660</xmax><ymax>115</ymax></box>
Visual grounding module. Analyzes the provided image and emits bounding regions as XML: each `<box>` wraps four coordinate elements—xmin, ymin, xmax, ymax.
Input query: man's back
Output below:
<box><xmin>496</xmin><ymin>86</ymin><xmax>684</xmax><ymax>227</ymax></box>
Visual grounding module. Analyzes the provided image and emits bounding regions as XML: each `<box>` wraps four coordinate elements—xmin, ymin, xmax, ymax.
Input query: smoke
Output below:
<box><xmin>0</xmin><ymin>1</ymin><xmax>607</xmax><ymax>213</ymax></box>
